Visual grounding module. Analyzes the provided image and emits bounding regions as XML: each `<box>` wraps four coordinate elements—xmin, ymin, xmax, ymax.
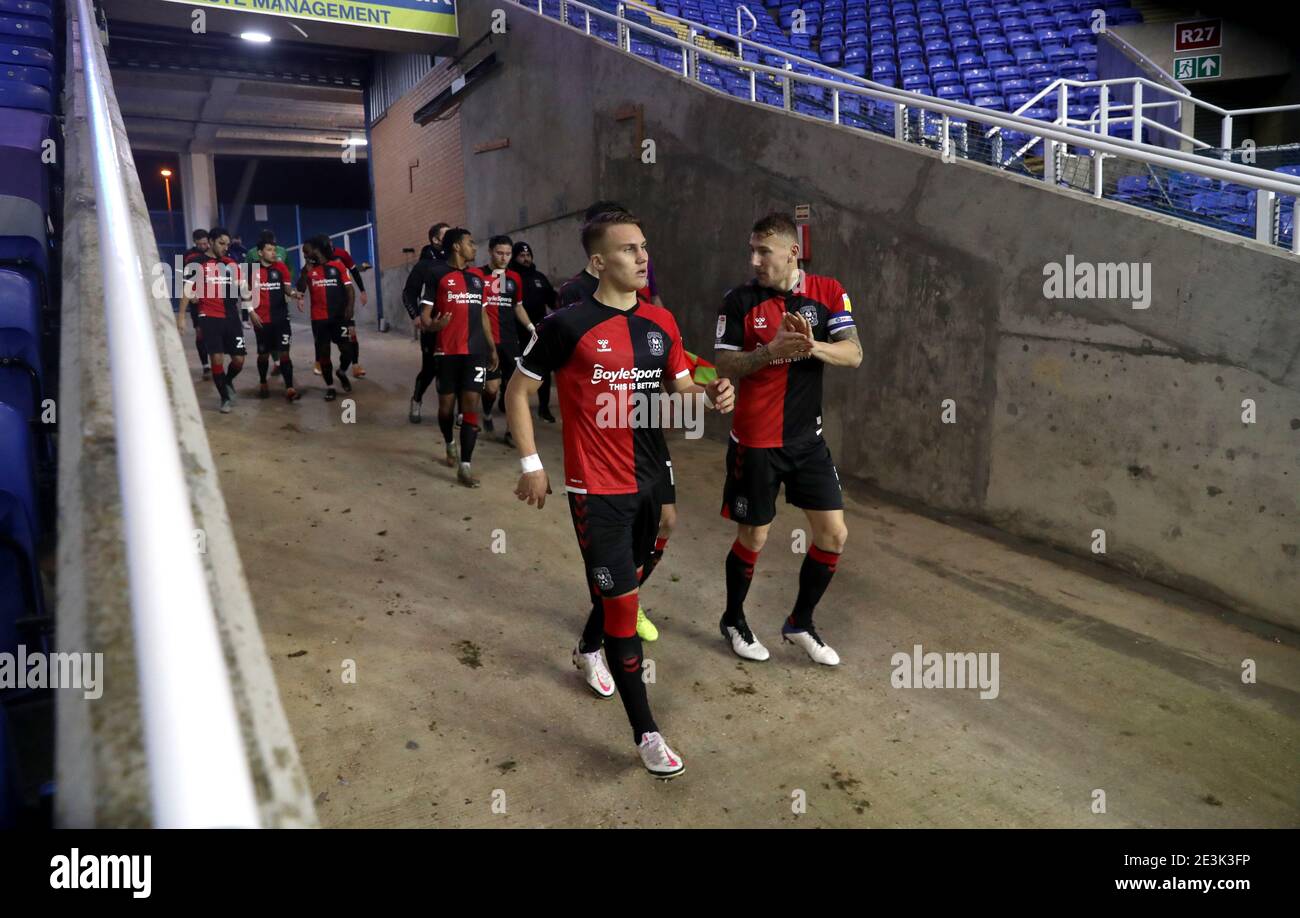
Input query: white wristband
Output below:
<box><xmin>521</xmin><ymin>453</ymin><xmax>543</xmax><ymax>474</ymax></box>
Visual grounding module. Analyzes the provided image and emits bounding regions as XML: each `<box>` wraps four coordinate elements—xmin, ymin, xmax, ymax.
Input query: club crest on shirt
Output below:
<box><xmin>800</xmin><ymin>305</ymin><xmax>819</xmax><ymax>327</ymax></box>
<box><xmin>593</xmin><ymin>567</ymin><xmax>614</xmax><ymax>591</ymax></box>
<box><xmin>646</xmin><ymin>330</ymin><xmax>665</xmax><ymax>357</ymax></box>
<box><xmin>716</xmin><ymin>315</ymin><xmax>726</xmax><ymax>340</ymax></box>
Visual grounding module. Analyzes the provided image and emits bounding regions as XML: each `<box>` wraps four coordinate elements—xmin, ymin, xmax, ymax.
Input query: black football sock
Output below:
<box><xmin>724</xmin><ymin>539</ymin><xmax>760</xmax><ymax>626</ymax></box>
<box><xmin>788</xmin><ymin>545</ymin><xmax>841</xmax><ymax>630</ymax></box>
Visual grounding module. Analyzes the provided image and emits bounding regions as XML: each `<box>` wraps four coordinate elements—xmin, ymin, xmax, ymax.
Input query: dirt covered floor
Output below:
<box><xmin>200</xmin><ymin>318</ymin><xmax>1299</xmax><ymax>828</ymax></box>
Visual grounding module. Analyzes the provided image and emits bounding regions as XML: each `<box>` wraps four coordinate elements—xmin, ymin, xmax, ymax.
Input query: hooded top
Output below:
<box><xmin>508</xmin><ymin>241</ymin><xmax>557</xmax><ymax>327</ymax></box>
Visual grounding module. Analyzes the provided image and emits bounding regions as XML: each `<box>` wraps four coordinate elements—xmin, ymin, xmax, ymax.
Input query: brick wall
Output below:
<box><xmin>371</xmin><ymin>64</ymin><xmax>466</xmax><ymax>272</ymax></box>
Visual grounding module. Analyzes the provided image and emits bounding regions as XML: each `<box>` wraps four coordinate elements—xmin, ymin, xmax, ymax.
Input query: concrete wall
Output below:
<box><xmin>434</xmin><ymin>6</ymin><xmax>1300</xmax><ymax>628</ymax></box>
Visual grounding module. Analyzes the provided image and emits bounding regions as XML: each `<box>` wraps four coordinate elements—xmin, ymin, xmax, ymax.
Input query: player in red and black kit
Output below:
<box><xmin>505</xmin><ymin>211</ymin><xmax>734</xmax><ymax>778</ymax></box>
<box><xmin>713</xmin><ymin>212</ymin><xmax>863</xmax><ymax>666</ymax></box>
<box><xmin>178</xmin><ymin>226</ymin><xmax>245</xmax><ymax>414</ymax></box>
<box><xmin>247</xmin><ymin>238</ymin><xmax>303</xmax><ymax>401</ymax></box>
<box><xmin>480</xmin><ymin>234</ymin><xmax>533</xmax><ymax>447</ymax></box>
<box><xmin>179</xmin><ymin>228</ymin><xmax>211</xmax><ymax>378</ymax></box>
<box><xmin>296</xmin><ymin>235</ymin><xmax>356</xmax><ymax>402</ymax></box>
<box><xmin>418</xmin><ymin>228</ymin><xmax>498</xmax><ymax>488</ymax></box>
<box><xmin>330</xmin><ymin>243</ymin><xmax>369</xmax><ymax>378</ymax></box>
<box><xmin>556</xmin><ymin>201</ymin><xmax>674</xmax><ymax>644</ymax></box>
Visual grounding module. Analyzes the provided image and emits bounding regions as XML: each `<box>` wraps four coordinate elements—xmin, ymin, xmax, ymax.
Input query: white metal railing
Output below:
<box><xmin>74</xmin><ymin>0</ymin><xmax>261</xmax><ymax>828</ymax></box>
<box><xmin>286</xmin><ymin>221</ymin><xmax>375</xmax><ymax>270</ymax></box>
<box><xmin>982</xmin><ymin>74</ymin><xmax>1300</xmax><ymax>245</ymax></box>
<box><xmin>526</xmin><ymin>0</ymin><xmax>1300</xmax><ymax>253</ymax></box>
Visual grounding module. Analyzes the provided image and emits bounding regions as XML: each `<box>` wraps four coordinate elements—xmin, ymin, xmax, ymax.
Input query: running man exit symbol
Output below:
<box><xmin>1174</xmin><ymin>54</ymin><xmax>1221</xmax><ymax>81</ymax></box>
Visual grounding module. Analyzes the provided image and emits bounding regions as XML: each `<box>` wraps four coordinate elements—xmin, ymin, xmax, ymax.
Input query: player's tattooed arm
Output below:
<box><xmin>814</xmin><ymin>325</ymin><xmax>863</xmax><ymax>368</ymax></box>
<box><xmin>714</xmin><ymin>343</ymin><xmax>772</xmax><ymax>380</ymax></box>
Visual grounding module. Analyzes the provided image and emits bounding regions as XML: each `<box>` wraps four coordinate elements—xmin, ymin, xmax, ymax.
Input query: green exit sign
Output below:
<box><xmin>1174</xmin><ymin>54</ymin><xmax>1222</xmax><ymax>81</ymax></box>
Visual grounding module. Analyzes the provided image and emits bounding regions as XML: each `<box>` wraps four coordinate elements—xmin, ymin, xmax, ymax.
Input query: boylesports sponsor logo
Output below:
<box><xmin>590</xmin><ymin>364</ymin><xmax>663</xmax><ymax>385</ymax></box>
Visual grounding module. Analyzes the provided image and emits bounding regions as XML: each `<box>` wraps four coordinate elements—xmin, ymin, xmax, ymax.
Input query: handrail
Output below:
<box><xmin>534</xmin><ymin>0</ymin><xmax>1300</xmax><ymax>200</ymax></box>
<box><xmin>73</xmin><ymin>0</ymin><xmax>261</xmax><ymax>828</ymax></box>
<box><xmin>735</xmin><ymin>3</ymin><xmax>757</xmax><ymax>38</ymax></box>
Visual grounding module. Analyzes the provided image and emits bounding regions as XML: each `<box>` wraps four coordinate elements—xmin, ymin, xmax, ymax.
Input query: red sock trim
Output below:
<box><xmin>809</xmin><ymin>545</ymin><xmax>841</xmax><ymax>569</ymax></box>
<box><xmin>462</xmin><ymin>411</ymin><xmax>480</xmax><ymax>427</ymax></box>
<box><xmin>654</xmin><ymin>537</ymin><xmax>669</xmax><ymax>553</ymax></box>
<box><xmin>603</xmin><ymin>593</ymin><xmax>639</xmax><ymax>638</ymax></box>
<box><xmin>730</xmin><ymin>539</ymin><xmax>760</xmax><ymax>566</ymax></box>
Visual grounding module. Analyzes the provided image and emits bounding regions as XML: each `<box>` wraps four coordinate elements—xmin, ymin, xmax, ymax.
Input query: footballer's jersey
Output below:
<box><xmin>421</xmin><ymin>262</ymin><xmax>488</xmax><ymax>357</ymax></box>
<box><xmin>480</xmin><ymin>267</ymin><xmax>523</xmax><ymax>350</ymax></box>
<box><xmin>556</xmin><ymin>268</ymin><xmax>653</xmax><ymax>310</ymax></box>
<box><xmin>519</xmin><ymin>294</ymin><xmax>691</xmax><ymax>495</ymax></box>
<box><xmin>193</xmin><ymin>255</ymin><xmax>240</xmax><ymax>320</ymax></box>
<box><xmin>253</xmin><ymin>261</ymin><xmax>292</xmax><ymax>323</ymax></box>
<box><xmin>714</xmin><ymin>271</ymin><xmax>855</xmax><ymax>449</ymax></box>
<box><xmin>298</xmin><ymin>259</ymin><xmax>353</xmax><ymax>321</ymax></box>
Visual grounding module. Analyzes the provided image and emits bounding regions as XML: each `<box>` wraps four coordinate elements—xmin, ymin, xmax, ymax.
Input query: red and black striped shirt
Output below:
<box><xmin>480</xmin><ymin>266</ymin><xmax>524</xmax><ymax>350</ymax></box>
<box><xmin>715</xmin><ymin>271</ymin><xmax>855</xmax><ymax>448</ymax></box>
<box><xmin>252</xmin><ymin>261</ymin><xmax>292</xmax><ymax>323</ymax></box>
<box><xmin>519</xmin><ymin>293</ymin><xmax>691</xmax><ymax>495</ymax></box>
<box><xmin>420</xmin><ymin>262</ymin><xmax>489</xmax><ymax>357</ymax></box>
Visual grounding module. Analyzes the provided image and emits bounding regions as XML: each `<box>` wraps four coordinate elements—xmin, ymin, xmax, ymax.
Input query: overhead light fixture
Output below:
<box><xmin>160</xmin><ymin>168</ymin><xmax>172</xmax><ymax>177</ymax></box>
<box><xmin>344</xmin><ymin>137</ymin><xmax>368</xmax><ymax>146</ymax></box>
<box><xmin>240</xmin><ymin>31</ymin><xmax>272</xmax><ymax>44</ymax></box>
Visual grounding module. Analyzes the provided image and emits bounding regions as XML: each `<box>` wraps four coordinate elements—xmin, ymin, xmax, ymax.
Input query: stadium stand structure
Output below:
<box><xmin>0</xmin><ymin>0</ymin><xmax>58</xmax><ymax>827</ymax></box>
<box><xmin>531</xmin><ymin>0</ymin><xmax>1296</xmax><ymax>250</ymax></box>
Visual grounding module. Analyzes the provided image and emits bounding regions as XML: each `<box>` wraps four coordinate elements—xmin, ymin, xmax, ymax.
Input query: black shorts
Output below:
<box><xmin>721</xmin><ymin>435</ymin><xmax>843</xmax><ymax>526</ymax></box>
<box><xmin>436</xmin><ymin>353</ymin><xmax>487</xmax><ymax>395</ymax></box>
<box><xmin>569</xmin><ymin>488</ymin><xmax>663</xmax><ymax>597</ymax></box>
<box><xmin>199</xmin><ymin>314</ymin><xmax>247</xmax><ymax>357</ymax></box>
<box><xmin>485</xmin><ymin>341</ymin><xmax>517</xmax><ymax>383</ymax></box>
<box><xmin>311</xmin><ymin>318</ymin><xmax>349</xmax><ymax>360</ymax></box>
<box><xmin>255</xmin><ymin>318</ymin><xmax>291</xmax><ymax>355</ymax></box>
<box><xmin>653</xmin><ymin>456</ymin><xmax>676</xmax><ymax>505</ymax></box>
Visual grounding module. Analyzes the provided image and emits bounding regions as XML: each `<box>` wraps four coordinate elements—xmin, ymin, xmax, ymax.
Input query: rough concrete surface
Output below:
<box><xmin>201</xmin><ymin>322</ymin><xmax>1299</xmax><ymax>828</ymax></box>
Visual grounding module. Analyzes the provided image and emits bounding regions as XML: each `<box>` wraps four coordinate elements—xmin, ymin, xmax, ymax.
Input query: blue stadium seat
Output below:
<box><xmin>0</xmin><ymin>0</ymin><xmax>53</xmax><ymax>19</ymax></box>
<box><xmin>0</xmin><ymin>400</ymin><xmax>42</xmax><ymax>656</ymax></box>
<box><xmin>0</xmin><ymin>77</ymin><xmax>49</xmax><ymax>112</ymax></box>
<box><xmin>0</xmin><ymin>42</ymin><xmax>52</xmax><ymax>71</ymax></box>
<box><xmin>0</xmin><ymin>107</ymin><xmax>53</xmax><ymax>279</ymax></box>
<box><xmin>0</xmin><ymin>14</ymin><xmax>51</xmax><ymax>49</ymax></box>
<box><xmin>0</xmin><ymin>267</ymin><xmax>42</xmax><ymax>424</ymax></box>
<box><xmin>0</xmin><ymin>60</ymin><xmax>48</xmax><ymax>89</ymax></box>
